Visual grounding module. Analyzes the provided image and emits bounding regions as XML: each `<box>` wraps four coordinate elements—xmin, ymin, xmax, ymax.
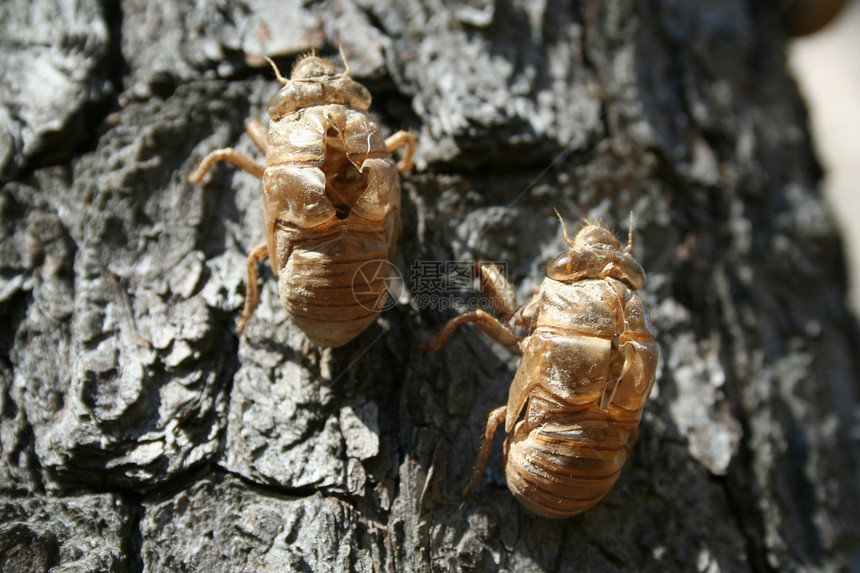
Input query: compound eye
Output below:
<box><xmin>267</xmin><ymin>89</ymin><xmax>289</xmax><ymax>120</ymax></box>
<box><xmin>266</xmin><ymin>84</ymin><xmax>296</xmax><ymax>121</ymax></box>
<box><xmin>546</xmin><ymin>252</ymin><xmax>574</xmax><ymax>281</ymax></box>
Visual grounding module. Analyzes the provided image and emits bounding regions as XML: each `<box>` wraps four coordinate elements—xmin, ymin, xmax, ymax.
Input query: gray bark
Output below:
<box><xmin>2</xmin><ymin>0</ymin><xmax>859</xmax><ymax>571</ymax></box>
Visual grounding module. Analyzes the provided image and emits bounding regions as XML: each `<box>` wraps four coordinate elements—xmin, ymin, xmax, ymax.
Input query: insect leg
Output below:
<box><xmin>384</xmin><ymin>130</ymin><xmax>416</xmax><ymax>172</ymax></box>
<box><xmin>236</xmin><ymin>242</ymin><xmax>269</xmax><ymax>334</ymax></box>
<box><xmin>188</xmin><ymin>148</ymin><xmax>264</xmax><ymax>184</ymax></box>
<box><xmin>419</xmin><ymin>310</ymin><xmax>522</xmax><ymax>353</ymax></box>
<box><xmin>245</xmin><ymin>119</ymin><xmax>268</xmax><ymax>154</ymax></box>
<box><xmin>462</xmin><ymin>406</ymin><xmax>507</xmax><ymax>500</ymax></box>
<box><xmin>477</xmin><ymin>263</ymin><xmax>518</xmax><ymax>320</ymax></box>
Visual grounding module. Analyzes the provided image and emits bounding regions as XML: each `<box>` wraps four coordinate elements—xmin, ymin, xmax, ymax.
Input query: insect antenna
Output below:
<box><xmin>337</xmin><ymin>44</ymin><xmax>352</xmax><ymax>77</ymax></box>
<box><xmin>265</xmin><ymin>56</ymin><xmax>288</xmax><ymax>85</ymax></box>
<box><xmin>625</xmin><ymin>211</ymin><xmax>635</xmax><ymax>254</ymax></box>
<box><xmin>553</xmin><ymin>208</ymin><xmax>575</xmax><ymax>248</ymax></box>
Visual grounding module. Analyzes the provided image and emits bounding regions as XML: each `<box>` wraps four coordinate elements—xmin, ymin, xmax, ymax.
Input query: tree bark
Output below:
<box><xmin>1</xmin><ymin>0</ymin><xmax>859</xmax><ymax>571</ymax></box>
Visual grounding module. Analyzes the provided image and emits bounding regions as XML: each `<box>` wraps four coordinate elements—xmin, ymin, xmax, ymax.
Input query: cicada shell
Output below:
<box><xmin>422</xmin><ymin>214</ymin><xmax>658</xmax><ymax>518</ymax></box>
<box><xmin>189</xmin><ymin>53</ymin><xmax>415</xmax><ymax>347</ymax></box>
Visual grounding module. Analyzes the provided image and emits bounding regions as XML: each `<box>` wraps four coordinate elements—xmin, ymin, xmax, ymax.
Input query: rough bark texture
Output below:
<box><xmin>2</xmin><ymin>0</ymin><xmax>859</xmax><ymax>571</ymax></box>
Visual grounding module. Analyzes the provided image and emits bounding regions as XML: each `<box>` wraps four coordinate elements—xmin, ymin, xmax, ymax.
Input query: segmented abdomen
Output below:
<box><xmin>279</xmin><ymin>229</ymin><xmax>394</xmax><ymax>347</ymax></box>
<box><xmin>505</xmin><ymin>413</ymin><xmax>637</xmax><ymax>518</ymax></box>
